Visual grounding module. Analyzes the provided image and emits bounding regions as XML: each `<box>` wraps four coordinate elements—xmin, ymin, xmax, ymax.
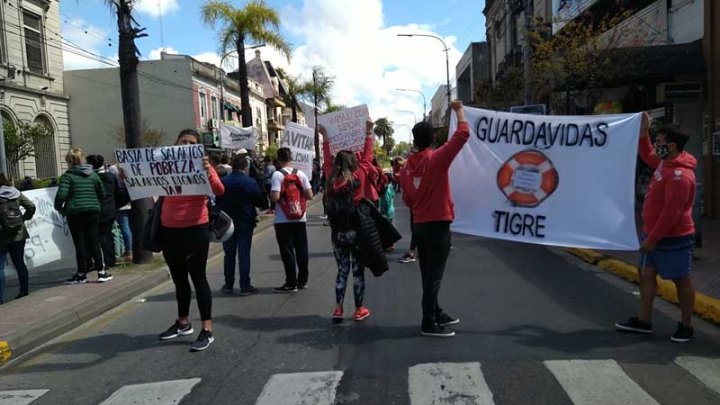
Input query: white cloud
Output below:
<box><xmin>134</xmin><ymin>0</ymin><xmax>180</xmax><ymax>18</ymax></box>
<box><xmin>62</xmin><ymin>18</ymin><xmax>117</xmax><ymax>70</ymax></box>
<box><xmin>148</xmin><ymin>46</ymin><xmax>179</xmax><ymax>60</ymax></box>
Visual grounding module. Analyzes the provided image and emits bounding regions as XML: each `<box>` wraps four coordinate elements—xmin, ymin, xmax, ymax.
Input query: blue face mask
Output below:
<box><xmin>654</xmin><ymin>143</ymin><xmax>670</xmax><ymax>159</ymax></box>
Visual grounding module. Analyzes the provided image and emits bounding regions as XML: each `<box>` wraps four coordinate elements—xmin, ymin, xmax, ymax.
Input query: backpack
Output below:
<box><xmin>278</xmin><ymin>168</ymin><xmax>307</xmax><ymax>220</ymax></box>
<box><xmin>0</xmin><ymin>198</ymin><xmax>24</xmax><ymax>234</ymax></box>
<box><xmin>327</xmin><ymin>179</ymin><xmax>359</xmax><ymax>231</ymax></box>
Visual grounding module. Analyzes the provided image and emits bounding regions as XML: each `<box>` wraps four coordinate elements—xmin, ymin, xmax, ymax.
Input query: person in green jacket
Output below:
<box><xmin>54</xmin><ymin>148</ymin><xmax>112</xmax><ymax>284</ymax></box>
<box><xmin>0</xmin><ymin>174</ymin><xmax>36</xmax><ymax>304</ymax></box>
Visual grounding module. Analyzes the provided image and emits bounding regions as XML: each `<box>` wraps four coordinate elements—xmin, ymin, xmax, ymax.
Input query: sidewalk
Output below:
<box><xmin>568</xmin><ymin>218</ymin><xmax>720</xmax><ymax>324</ymax></box>
<box><xmin>0</xmin><ymin>208</ymin><xmax>290</xmax><ymax>364</ymax></box>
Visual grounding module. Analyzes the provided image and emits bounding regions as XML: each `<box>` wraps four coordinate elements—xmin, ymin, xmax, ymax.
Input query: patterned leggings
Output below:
<box><xmin>333</xmin><ymin>230</ymin><xmax>365</xmax><ymax>307</ymax></box>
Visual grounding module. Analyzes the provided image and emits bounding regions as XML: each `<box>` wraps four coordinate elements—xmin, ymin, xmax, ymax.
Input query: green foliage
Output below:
<box><xmin>264</xmin><ymin>144</ymin><xmax>279</xmax><ymax>161</ymax></box>
<box><xmin>392</xmin><ymin>141</ymin><xmax>412</xmax><ymax>157</ymax></box>
<box><xmin>3</xmin><ymin>120</ymin><xmax>51</xmax><ymax>179</ymax></box>
<box><xmin>373</xmin><ymin>144</ymin><xmax>390</xmax><ymax>168</ymax></box>
<box><xmin>302</xmin><ymin>66</ymin><xmax>334</xmax><ymax>111</ymax></box>
<box><xmin>373</xmin><ymin>118</ymin><xmax>395</xmax><ymax>155</ymax></box>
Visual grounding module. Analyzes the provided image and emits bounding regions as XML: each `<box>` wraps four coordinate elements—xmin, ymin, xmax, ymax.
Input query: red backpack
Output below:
<box><xmin>278</xmin><ymin>168</ymin><xmax>307</xmax><ymax>220</ymax></box>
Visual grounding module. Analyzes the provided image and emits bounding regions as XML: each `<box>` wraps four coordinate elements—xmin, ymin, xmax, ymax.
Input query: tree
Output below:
<box><xmin>392</xmin><ymin>141</ymin><xmax>411</xmax><ymax>157</ymax></box>
<box><xmin>112</xmin><ymin>120</ymin><xmax>166</xmax><ymax>148</ymax></box>
<box><xmin>2</xmin><ymin>121</ymin><xmax>51</xmax><ymax>180</ymax></box>
<box><xmin>323</xmin><ymin>100</ymin><xmax>345</xmax><ymax>114</ymax></box>
<box><xmin>302</xmin><ymin>66</ymin><xmax>334</xmax><ymax>158</ymax></box>
<box><xmin>202</xmin><ymin>0</ymin><xmax>291</xmax><ymax>128</ymax></box>
<box><xmin>276</xmin><ymin>68</ymin><xmax>306</xmax><ymax>123</ymax></box>
<box><xmin>373</xmin><ymin>118</ymin><xmax>395</xmax><ymax>155</ymax></box>
<box><xmin>104</xmin><ymin>0</ymin><xmax>152</xmax><ymax>264</ymax></box>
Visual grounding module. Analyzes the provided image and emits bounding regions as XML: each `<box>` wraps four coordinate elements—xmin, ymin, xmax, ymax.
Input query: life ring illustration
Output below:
<box><xmin>497</xmin><ymin>149</ymin><xmax>559</xmax><ymax>208</ymax></box>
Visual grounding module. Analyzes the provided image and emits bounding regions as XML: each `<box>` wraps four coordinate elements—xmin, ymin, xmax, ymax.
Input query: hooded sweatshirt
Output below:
<box><xmin>0</xmin><ymin>186</ymin><xmax>35</xmax><ymax>245</ymax></box>
<box><xmin>639</xmin><ymin>136</ymin><xmax>696</xmax><ymax>244</ymax></box>
<box><xmin>400</xmin><ymin>122</ymin><xmax>470</xmax><ymax>224</ymax></box>
<box><xmin>54</xmin><ymin>164</ymin><xmax>105</xmax><ymax>216</ymax></box>
<box><xmin>322</xmin><ymin>135</ymin><xmax>375</xmax><ymax>203</ymax></box>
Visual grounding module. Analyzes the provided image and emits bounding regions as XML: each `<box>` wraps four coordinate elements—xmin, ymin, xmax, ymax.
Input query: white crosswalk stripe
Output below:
<box><xmin>98</xmin><ymin>378</ymin><xmax>201</xmax><ymax>405</ymax></box>
<box><xmin>675</xmin><ymin>356</ymin><xmax>720</xmax><ymax>395</ymax></box>
<box><xmin>254</xmin><ymin>371</ymin><xmax>344</xmax><ymax>405</ymax></box>
<box><xmin>408</xmin><ymin>362</ymin><xmax>495</xmax><ymax>405</ymax></box>
<box><xmin>544</xmin><ymin>359</ymin><xmax>659</xmax><ymax>405</ymax></box>
<box><xmin>0</xmin><ymin>390</ymin><xmax>49</xmax><ymax>405</ymax></box>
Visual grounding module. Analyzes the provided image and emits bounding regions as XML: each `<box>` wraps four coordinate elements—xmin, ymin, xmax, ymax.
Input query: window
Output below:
<box><xmin>211</xmin><ymin>96</ymin><xmax>218</xmax><ymax>120</ymax></box>
<box><xmin>23</xmin><ymin>11</ymin><xmax>46</xmax><ymax>74</ymax></box>
<box><xmin>1</xmin><ymin>111</ymin><xmax>20</xmax><ymax>179</ymax></box>
<box><xmin>199</xmin><ymin>92</ymin><xmax>207</xmax><ymax>120</ymax></box>
<box><xmin>256</xmin><ymin>107</ymin><xmax>262</xmax><ymax>127</ymax></box>
<box><xmin>0</xmin><ymin>6</ymin><xmax>5</xmax><ymax>63</ymax></box>
<box><xmin>33</xmin><ymin>116</ymin><xmax>57</xmax><ymax>179</ymax></box>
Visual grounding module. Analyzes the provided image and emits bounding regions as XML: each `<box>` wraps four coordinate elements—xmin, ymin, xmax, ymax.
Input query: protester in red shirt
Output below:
<box><xmin>157</xmin><ymin>129</ymin><xmax>225</xmax><ymax>352</ymax></box>
<box><xmin>616</xmin><ymin>113</ymin><xmax>697</xmax><ymax>343</ymax></box>
<box><xmin>400</xmin><ymin>100</ymin><xmax>469</xmax><ymax>337</ymax></box>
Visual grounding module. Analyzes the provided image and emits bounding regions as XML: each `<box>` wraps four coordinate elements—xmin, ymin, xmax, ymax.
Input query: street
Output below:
<box><xmin>1</xmin><ymin>202</ymin><xmax>719</xmax><ymax>405</ymax></box>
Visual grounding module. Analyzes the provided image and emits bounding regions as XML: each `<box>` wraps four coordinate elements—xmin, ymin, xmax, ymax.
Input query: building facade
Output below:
<box><xmin>0</xmin><ymin>0</ymin><xmax>69</xmax><ymax>180</ymax></box>
<box><xmin>456</xmin><ymin>42</ymin><xmax>490</xmax><ymax>105</ymax></box>
<box><xmin>243</xmin><ymin>49</ymin><xmax>290</xmax><ymax>147</ymax></box>
<box><xmin>64</xmin><ymin>53</ymin><xmax>267</xmax><ymax>161</ymax></box>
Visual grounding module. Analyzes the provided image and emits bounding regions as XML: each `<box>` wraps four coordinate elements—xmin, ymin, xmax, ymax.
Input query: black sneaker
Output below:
<box><xmin>239</xmin><ymin>286</ymin><xmax>260</xmax><ymax>296</ymax></box>
<box><xmin>221</xmin><ymin>284</ymin><xmax>234</xmax><ymax>294</ymax></box>
<box><xmin>437</xmin><ymin>313</ymin><xmax>460</xmax><ymax>326</ymax></box>
<box><xmin>190</xmin><ymin>329</ymin><xmax>214</xmax><ymax>352</ymax></box>
<box><xmin>274</xmin><ymin>284</ymin><xmax>298</xmax><ymax>293</ymax></box>
<box><xmin>615</xmin><ymin>317</ymin><xmax>653</xmax><ymax>334</ymax></box>
<box><xmin>398</xmin><ymin>254</ymin><xmax>416</xmax><ymax>264</ymax></box>
<box><xmin>420</xmin><ymin>323</ymin><xmax>455</xmax><ymax>338</ymax></box>
<box><xmin>15</xmin><ymin>292</ymin><xmax>28</xmax><ymax>300</ymax></box>
<box><xmin>297</xmin><ymin>283</ymin><xmax>309</xmax><ymax>290</ymax></box>
<box><xmin>670</xmin><ymin>322</ymin><xmax>694</xmax><ymax>343</ymax></box>
<box><xmin>65</xmin><ymin>273</ymin><xmax>87</xmax><ymax>284</ymax></box>
<box><xmin>158</xmin><ymin>321</ymin><xmax>194</xmax><ymax>341</ymax></box>
<box><xmin>98</xmin><ymin>271</ymin><xmax>113</xmax><ymax>282</ymax></box>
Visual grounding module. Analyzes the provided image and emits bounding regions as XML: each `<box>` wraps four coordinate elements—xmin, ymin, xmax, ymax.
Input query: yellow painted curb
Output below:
<box><xmin>0</xmin><ymin>340</ymin><xmax>12</xmax><ymax>363</ymax></box>
<box><xmin>566</xmin><ymin>248</ymin><xmax>720</xmax><ymax>325</ymax></box>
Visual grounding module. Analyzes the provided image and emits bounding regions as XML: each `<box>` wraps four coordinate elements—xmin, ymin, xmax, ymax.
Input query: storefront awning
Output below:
<box><xmin>223</xmin><ymin>102</ymin><xmax>239</xmax><ymax>112</ymax></box>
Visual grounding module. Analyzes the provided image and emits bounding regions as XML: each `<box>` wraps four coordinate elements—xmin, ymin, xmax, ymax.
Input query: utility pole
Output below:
<box><xmin>0</xmin><ymin>82</ymin><xmax>6</xmax><ymax>176</ymax></box>
<box><xmin>313</xmin><ymin>69</ymin><xmax>321</xmax><ymax>160</ymax></box>
<box><xmin>117</xmin><ymin>0</ymin><xmax>152</xmax><ymax>264</ymax></box>
<box><xmin>523</xmin><ymin>0</ymin><xmax>534</xmax><ymax>105</ymax></box>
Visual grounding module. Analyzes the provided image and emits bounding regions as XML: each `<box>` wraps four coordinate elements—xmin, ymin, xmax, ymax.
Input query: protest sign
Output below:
<box><xmin>317</xmin><ymin>104</ymin><xmax>369</xmax><ymax>155</ymax></box>
<box><xmin>5</xmin><ymin>187</ymin><xmax>75</xmax><ymax>274</ymax></box>
<box><xmin>219</xmin><ymin>124</ymin><xmax>257</xmax><ymax>150</ymax></box>
<box><xmin>115</xmin><ymin>144</ymin><xmax>211</xmax><ymax>200</ymax></box>
<box><xmin>448</xmin><ymin>106</ymin><xmax>641</xmax><ymax>250</ymax></box>
<box><xmin>281</xmin><ymin>122</ymin><xmax>315</xmax><ymax>179</ymax></box>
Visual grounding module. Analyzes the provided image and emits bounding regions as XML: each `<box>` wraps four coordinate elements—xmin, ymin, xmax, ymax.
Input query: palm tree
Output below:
<box><xmin>374</xmin><ymin>118</ymin><xmax>395</xmax><ymax>155</ymax></box>
<box><xmin>202</xmin><ymin>0</ymin><xmax>291</xmax><ymax>128</ymax></box>
<box><xmin>303</xmin><ymin>66</ymin><xmax>334</xmax><ymax>158</ymax></box>
<box><xmin>323</xmin><ymin>100</ymin><xmax>346</xmax><ymax>114</ymax></box>
<box><xmin>276</xmin><ymin>68</ymin><xmax>305</xmax><ymax>124</ymax></box>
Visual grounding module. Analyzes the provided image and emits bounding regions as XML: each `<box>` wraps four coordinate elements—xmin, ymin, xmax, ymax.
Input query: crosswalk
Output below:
<box><xmin>1</xmin><ymin>357</ymin><xmax>718</xmax><ymax>405</ymax></box>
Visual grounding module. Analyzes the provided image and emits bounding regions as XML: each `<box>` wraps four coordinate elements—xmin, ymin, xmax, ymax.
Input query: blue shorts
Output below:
<box><xmin>639</xmin><ymin>234</ymin><xmax>694</xmax><ymax>280</ymax></box>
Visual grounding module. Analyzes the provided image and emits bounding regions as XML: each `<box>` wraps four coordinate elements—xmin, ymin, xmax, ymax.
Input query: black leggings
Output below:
<box><xmin>161</xmin><ymin>225</ymin><xmax>212</xmax><ymax>321</ymax></box>
<box><xmin>98</xmin><ymin>219</ymin><xmax>116</xmax><ymax>267</ymax></box>
<box><xmin>67</xmin><ymin>213</ymin><xmax>104</xmax><ymax>273</ymax></box>
<box><xmin>7</xmin><ymin>240</ymin><xmax>29</xmax><ymax>294</ymax></box>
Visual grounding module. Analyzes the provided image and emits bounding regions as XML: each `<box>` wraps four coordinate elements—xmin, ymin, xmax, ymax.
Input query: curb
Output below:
<box><xmin>0</xmin><ymin>199</ymin><xmax>322</xmax><ymax>365</ymax></box>
<box><xmin>566</xmin><ymin>248</ymin><xmax>720</xmax><ymax>325</ymax></box>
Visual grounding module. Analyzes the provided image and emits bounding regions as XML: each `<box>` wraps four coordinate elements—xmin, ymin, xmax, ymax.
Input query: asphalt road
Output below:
<box><xmin>1</xmin><ymin>201</ymin><xmax>719</xmax><ymax>405</ymax></box>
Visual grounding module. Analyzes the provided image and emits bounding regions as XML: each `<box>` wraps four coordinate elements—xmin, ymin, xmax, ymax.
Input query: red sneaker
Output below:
<box><xmin>353</xmin><ymin>306</ymin><xmax>370</xmax><ymax>321</ymax></box>
<box><xmin>332</xmin><ymin>307</ymin><xmax>343</xmax><ymax>324</ymax></box>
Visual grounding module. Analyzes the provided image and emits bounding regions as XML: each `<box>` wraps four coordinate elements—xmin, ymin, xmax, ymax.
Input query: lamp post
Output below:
<box><xmin>397</xmin><ymin>33</ymin><xmax>451</xmax><ymax>119</ymax></box>
<box><xmin>395</xmin><ymin>88</ymin><xmax>427</xmax><ymax>120</ymax></box>
<box><xmin>394</xmin><ymin>109</ymin><xmax>418</xmax><ymax>124</ymax></box>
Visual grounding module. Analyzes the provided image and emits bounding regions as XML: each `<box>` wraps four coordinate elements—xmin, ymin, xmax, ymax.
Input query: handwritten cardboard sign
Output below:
<box><xmin>318</xmin><ymin>104</ymin><xmax>369</xmax><ymax>155</ymax></box>
<box><xmin>282</xmin><ymin>122</ymin><xmax>315</xmax><ymax>179</ymax></box>
<box><xmin>115</xmin><ymin>144</ymin><xmax>211</xmax><ymax>200</ymax></box>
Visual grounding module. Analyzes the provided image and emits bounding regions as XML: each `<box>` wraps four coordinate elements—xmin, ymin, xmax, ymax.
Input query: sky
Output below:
<box><xmin>60</xmin><ymin>0</ymin><xmax>487</xmax><ymax>143</ymax></box>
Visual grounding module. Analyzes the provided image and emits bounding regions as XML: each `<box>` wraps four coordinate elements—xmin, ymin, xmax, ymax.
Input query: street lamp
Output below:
<box><xmin>394</xmin><ymin>109</ymin><xmax>418</xmax><ymax>124</ymax></box>
<box><xmin>397</xmin><ymin>33</ymin><xmax>451</xmax><ymax>120</ymax></box>
<box><xmin>395</xmin><ymin>88</ymin><xmax>427</xmax><ymax>120</ymax></box>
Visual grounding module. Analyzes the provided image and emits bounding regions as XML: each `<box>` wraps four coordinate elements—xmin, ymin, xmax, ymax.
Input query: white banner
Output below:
<box><xmin>6</xmin><ymin>187</ymin><xmax>75</xmax><ymax>273</ymax></box>
<box><xmin>317</xmin><ymin>104</ymin><xmax>369</xmax><ymax>155</ymax></box>
<box><xmin>448</xmin><ymin>106</ymin><xmax>641</xmax><ymax>250</ymax></box>
<box><xmin>115</xmin><ymin>145</ymin><xmax>211</xmax><ymax>200</ymax></box>
<box><xmin>281</xmin><ymin>122</ymin><xmax>315</xmax><ymax>179</ymax></box>
<box><xmin>219</xmin><ymin>124</ymin><xmax>257</xmax><ymax>150</ymax></box>
<box><xmin>552</xmin><ymin>0</ymin><xmax>600</xmax><ymax>33</ymax></box>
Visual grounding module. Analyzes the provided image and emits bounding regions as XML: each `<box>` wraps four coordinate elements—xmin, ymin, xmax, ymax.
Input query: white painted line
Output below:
<box><xmin>255</xmin><ymin>371</ymin><xmax>343</xmax><ymax>405</ymax></box>
<box><xmin>544</xmin><ymin>359</ymin><xmax>659</xmax><ymax>405</ymax></box>
<box><xmin>675</xmin><ymin>356</ymin><xmax>720</xmax><ymax>394</ymax></box>
<box><xmin>98</xmin><ymin>378</ymin><xmax>201</xmax><ymax>405</ymax></box>
<box><xmin>0</xmin><ymin>389</ymin><xmax>49</xmax><ymax>405</ymax></box>
<box><xmin>408</xmin><ymin>362</ymin><xmax>495</xmax><ymax>405</ymax></box>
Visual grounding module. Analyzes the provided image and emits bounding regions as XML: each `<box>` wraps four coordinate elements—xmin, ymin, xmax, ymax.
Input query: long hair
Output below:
<box><xmin>328</xmin><ymin>150</ymin><xmax>357</xmax><ymax>187</ymax></box>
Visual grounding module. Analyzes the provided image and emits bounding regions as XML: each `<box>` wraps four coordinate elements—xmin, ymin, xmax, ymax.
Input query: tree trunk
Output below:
<box><xmin>117</xmin><ymin>0</ymin><xmax>152</xmax><ymax>264</ymax></box>
<box><xmin>291</xmin><ymin>101</ymin><xmax>298</xmax><ymax>123</ymax></box>
<box><xmin>236</xmin><ymin>36</ymin><xmax>253</xmax><ymax>128</ymax></box>
<box><xmin>313</xmin><ymin>71</ymin><xmax>321</xmax><ymax>160</ymax></box>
